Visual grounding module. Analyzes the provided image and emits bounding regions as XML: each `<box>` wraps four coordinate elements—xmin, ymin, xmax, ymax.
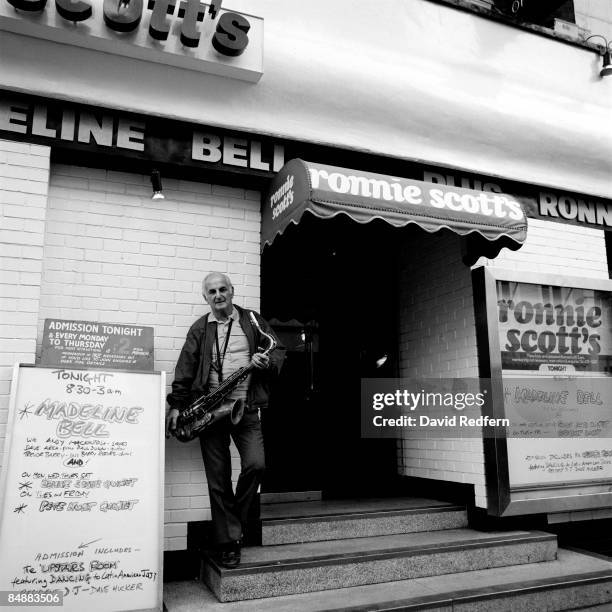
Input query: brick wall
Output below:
<box><xmin>397</xmin><ymin>230</ymin><xmax>488</xmax><ymax>509</ymax></box>
<box><xmin>40</xmin><ymin>164</ymin><xmax>261</xmax><ymax>551</ymax></box>
<box><xmin>480</xmin><ymin>218</ymin><xmax>609</xmax><ymax>279</ymax></box>
<box><xmin>0</xmin><ymin>139</ymin><xmax>50</xmax><ymax>468</ymax></box>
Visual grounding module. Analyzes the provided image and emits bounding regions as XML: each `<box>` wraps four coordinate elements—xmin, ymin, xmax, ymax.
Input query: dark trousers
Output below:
<box><xmin>199</xmin><ymin>410</ymin><xmax>265</xmax><ymax>547</ymax></box>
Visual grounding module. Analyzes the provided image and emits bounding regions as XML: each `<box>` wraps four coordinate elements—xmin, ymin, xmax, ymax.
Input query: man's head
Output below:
<box><xmin>202</xmin><ymin>272</ymin><xmax>234</xmax><ymax>319</ymax></box>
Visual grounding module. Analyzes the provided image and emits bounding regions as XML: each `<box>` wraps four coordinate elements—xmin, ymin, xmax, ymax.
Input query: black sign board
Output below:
<box><xmin>1</xmin><ymin>90</ymin><xmax>610</xmax><ymax>231</ymax></box>
<box><xmin>40</xmin><ymin>319</ymin><xmax>154</xmax><ymax>371</ymax></box>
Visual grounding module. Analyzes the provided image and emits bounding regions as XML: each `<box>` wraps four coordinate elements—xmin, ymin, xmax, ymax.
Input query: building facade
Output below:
<box><xmin>1</xmin><ymin>0</ymin><xmax>611</xmax><ymax>560</ymax></box>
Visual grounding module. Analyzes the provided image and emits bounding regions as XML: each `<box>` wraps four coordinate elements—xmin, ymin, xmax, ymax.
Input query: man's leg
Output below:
<box><xmin>199</xmin><ymin>423</ymin><xmax>242</xmax><ymax>546</ymax></box>
<box><xmin>231</xmin><ymin>410</ymin><xmax>265</xmax><ymax>532</ymax></box>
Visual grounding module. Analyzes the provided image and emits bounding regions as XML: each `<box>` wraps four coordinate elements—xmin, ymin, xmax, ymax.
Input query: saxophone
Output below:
<box><xmin>174</xmin><ymin>311</ymin><xmax>277</xmax><ymax>443</ymax></box>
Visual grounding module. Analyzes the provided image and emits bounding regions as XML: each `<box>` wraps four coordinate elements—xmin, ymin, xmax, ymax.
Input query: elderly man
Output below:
<box><xmin>166</xmin><ymin>272</ymin><xmax>284</xmax><ymax>568</ymax></box>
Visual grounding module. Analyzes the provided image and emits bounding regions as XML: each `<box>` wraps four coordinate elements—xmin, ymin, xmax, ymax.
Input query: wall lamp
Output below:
<box><xmin>585</xmin><ymin>34</ymin><xmax>612</xmax><ymax>78</ymax></box>
<box><xmin>150</xmin><ymin>169</ymin><xmax>165</xmax><ymax>200</ymax></box>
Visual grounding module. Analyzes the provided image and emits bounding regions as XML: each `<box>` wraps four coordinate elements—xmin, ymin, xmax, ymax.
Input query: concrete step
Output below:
<box><xmin>261</xmin><ymin>497</ymin><xmax>468</xmax><ymax>545</ymax></box>
<box><xmin>201</xmin><ymin>528</ymin><xmax>558</xmax><ymax>602</ymax></box>
<box><xmin>260</xmin><ymin>490</ymin><xmax>322</xmax><ymax>504</ymax></box>
<box><xmin>165</xmin><ymin>548</ymin><xmax>612</xmax><ymax>611</ymax></box>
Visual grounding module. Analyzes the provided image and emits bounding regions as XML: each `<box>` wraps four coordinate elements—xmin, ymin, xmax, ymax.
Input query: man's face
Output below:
<box><xmin>203</xmin><ymin>275</ymin><xmax>234</xmax><ymax>316</ymax></box>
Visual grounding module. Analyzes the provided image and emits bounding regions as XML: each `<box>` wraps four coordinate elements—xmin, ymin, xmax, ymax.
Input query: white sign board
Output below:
<box><xmin>0</xmin><ymin>365</ymin><xmax>165</xmax><ymax>612</ymax></box>
<box><xmin>502</xmin><ymin>376</ymin><xmax>612</xmax><ymax>487</ymax></box>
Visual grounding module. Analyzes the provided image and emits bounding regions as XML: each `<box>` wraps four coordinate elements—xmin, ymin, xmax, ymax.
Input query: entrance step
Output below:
<box><xmin>201</xmin><ymin>528</ymin><xmax>557</xmax><ymax>602</ymax></box>
<box><xmin>260</xmin><ymin>490</ymin><xmax>322</xmax><ymax>505</ymax></box>
<box><xmin>165</xmin><ymin>549</ymin><xmax>612</xmax><ymax>611</ymax></box>
<box><xmin>261</xmin><ymin>497</ymin><xmax>467</xmax><ymax>545</ymax></box>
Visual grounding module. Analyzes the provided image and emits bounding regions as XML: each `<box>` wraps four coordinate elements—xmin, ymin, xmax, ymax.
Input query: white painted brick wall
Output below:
<box><xmin>480</xmin><ymin>218</ymin><xmax>609</xmax><ymax>279</ymax></box>
<box><xmin>0</xmin><ymin>139</ymin><xmax>50</xmax><ymax>469</ymax></box>
<box><xmin>397</xmin><ymin>230</ymin><xmax>488</xmax><ymax>509</ymax></box>
<box><xmin>41</xmin><ymin>164</ymin><xmax>261</xmax><ymax>551</ymax></box>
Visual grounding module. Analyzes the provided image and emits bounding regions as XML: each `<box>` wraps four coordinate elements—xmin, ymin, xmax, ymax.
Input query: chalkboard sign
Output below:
<box><xmin>0</xmin><ymin>365</ymin><xmax>165</xmax><ymax>612</ymax></box>
<box><xmin>40</xmin><ymin>319</ymin><xmax>154</xmax><ymax>371</ymax></box>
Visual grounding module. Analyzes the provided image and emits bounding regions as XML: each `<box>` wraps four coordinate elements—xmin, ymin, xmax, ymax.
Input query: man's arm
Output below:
<box><xmin>166</xmin><ymin>323</ymin><xmax>203</xmax><ymax>436</ymax></box>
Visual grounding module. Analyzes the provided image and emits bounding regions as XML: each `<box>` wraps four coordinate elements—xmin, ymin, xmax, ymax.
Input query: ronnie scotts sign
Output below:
<box><xmin>0</xmin><ymin>92</ymin><xmax>285</xmax><ymax>174</ymax></box>
<box><xmin>0</xmin><ymin>0</ymin><xmax>263</xmax><ymax>82</ymax></box>
<box><xmin>262</xmin><ymin>159</ymin><xmax>527</xmax><ymax>254</ymax></box>
<box><xmin>496</xmin><ymin>280</ymin><xmax>612</xmax><ymax>373</ymax></box>
<box><xmin>423</xmin><ymin>170</ymin><xmax>612</xmax><ymax>231</ymax></box>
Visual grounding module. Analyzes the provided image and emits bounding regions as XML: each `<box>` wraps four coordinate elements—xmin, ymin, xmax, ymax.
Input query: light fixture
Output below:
<box><xmin>601</xmin><ymin>50</ymin><xmax>612</xmax><ymax>78</ymax></box>
<box><xmin>150</xmin><ymin>169</ymin><xmax>165</xmax><ymax>200</ymax></box>
<box><xmin>375</xmin><ymin>353</ymin><xmax>388</xmax><ymax>369</ymax></box>
<box><xmin>585</xmin><ymin>34</ymin><xmax>612</xmax><ymax>78</ymax></box>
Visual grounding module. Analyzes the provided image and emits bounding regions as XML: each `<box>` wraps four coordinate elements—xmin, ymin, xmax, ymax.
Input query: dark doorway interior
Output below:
<box><xmin>261</xmin><ymin>212</ymin><xmax>403</xmax><ymax>497</ymax></box>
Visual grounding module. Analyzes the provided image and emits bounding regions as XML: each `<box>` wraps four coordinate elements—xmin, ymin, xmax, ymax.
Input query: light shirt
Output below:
<box><xmin>208</xmin><ymin>307</ymin><xmax>251</xmax><ymax>402</ymax></box>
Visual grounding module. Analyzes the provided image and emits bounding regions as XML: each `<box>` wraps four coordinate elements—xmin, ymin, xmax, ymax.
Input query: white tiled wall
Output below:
<box><xmin>0</xmin><ymin>139</ymin><xmax>50</xmax><ymax>466</ymax></box>
<box><xmin>396</xmin><ymin>231</ymin><xmax>488</xmax><ymax>508</ymax></box>
<box><xmin>481</xmin><ymin>217</ymin><xmax>608</xmax><ymax>279</ymax></box>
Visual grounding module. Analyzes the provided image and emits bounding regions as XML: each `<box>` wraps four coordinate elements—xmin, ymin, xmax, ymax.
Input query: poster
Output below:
<box><xmin>496</xmin><ymin>281</ymin><xmax>612</xmax><ymax>374</ymax></box>
<box><xmin>496</xmin><ymin>279</ymin><xmax>612</xmax><ymax>488</ymax></box>
<box><xmin>0</xmin><ymin>365</ymin><xmax>165</xmax><ymax>612</ymax></box>
<box><xmin>502</xmin><ymin>376</ymin><xmax>612</xmax><ymax>487</ymax></box>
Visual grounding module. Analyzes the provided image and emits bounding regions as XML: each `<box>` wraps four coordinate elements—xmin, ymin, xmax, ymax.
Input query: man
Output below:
<box><xmin>166</xmin><ymin>272</ymin><xmax>284</xmax><ymax>568</ymax></box>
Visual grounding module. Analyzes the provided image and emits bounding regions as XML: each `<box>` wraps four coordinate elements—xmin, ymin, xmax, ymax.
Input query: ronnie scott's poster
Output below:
<box><xmin>496</xmin><ymin>280</ymin><xmax>612</xmax><ymax>374</ymax></box>
<box><xmin>496</xmin><ymin>279</ymin><xmax>612</xmax><ymax>488</ymax></box>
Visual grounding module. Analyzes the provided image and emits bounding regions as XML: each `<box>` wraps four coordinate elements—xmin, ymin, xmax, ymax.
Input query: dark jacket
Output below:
<box><xmin>166</xmin><ymin>305</ymin><xmax>285</xmax><ymax>413</ymax></box>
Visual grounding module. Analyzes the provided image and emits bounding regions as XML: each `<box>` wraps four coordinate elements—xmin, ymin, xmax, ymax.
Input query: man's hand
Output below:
<box><xmin>251</xmin><ymin>352</ymin><xmax>270</xmax><ymax>370</ymax></box>
<box><xmin>166</xmin><ymin>408</ymin><xmax>179</xmax><ymax>438</ymax></box>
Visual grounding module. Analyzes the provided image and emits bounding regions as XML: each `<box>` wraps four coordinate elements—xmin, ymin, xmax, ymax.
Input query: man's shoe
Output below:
<box><xmin>219</xmin><ymin>548</ymin><xmax>241</xmax><ymax>569</ymax></box>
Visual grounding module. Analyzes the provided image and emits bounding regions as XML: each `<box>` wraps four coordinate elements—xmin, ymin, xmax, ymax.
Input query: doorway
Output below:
<box><xmin>261</xmin><ymin>212</ymin><xmax>403</xmax><ymax>497</ymax></box>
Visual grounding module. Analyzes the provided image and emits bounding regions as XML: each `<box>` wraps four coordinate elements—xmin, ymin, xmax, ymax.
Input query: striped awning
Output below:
<box><xmin>262</xmin><ymin>159</ymin><xmax>528</xmax><ymax>263</ymax></box>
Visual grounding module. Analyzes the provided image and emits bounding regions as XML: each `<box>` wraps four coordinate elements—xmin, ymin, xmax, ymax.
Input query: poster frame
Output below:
<box><xmin>472</xmin><ymin>266</ymin><xmax>612</xmax><ymax>517</ymax></box>
<box><xmin>0</xmin><ymin>363</ymin><xmax>166</xmax><ymax>612</ymax></box>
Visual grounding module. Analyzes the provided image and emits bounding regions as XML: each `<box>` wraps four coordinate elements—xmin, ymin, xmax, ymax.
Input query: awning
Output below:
<box><xmin>262</xmin><ymin>159</ymin><xmax>528</xmax><ymax>263</ymax></box>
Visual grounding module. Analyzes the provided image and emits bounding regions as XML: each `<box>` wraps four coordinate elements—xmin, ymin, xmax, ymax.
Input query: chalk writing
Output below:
<box><xmin>33</xmin><ymin>398</ymin><xmax>144</xmax><ymax>439</ymax></box>
<box><xmin>53</xmin><ymin>371</ymin><xmax>114</xmax><ymax>384</ymax></box>
<box><xmin>0</xmin><ymin>366</ymin><xmax>164</xmax><ymax>611</ymax></box>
